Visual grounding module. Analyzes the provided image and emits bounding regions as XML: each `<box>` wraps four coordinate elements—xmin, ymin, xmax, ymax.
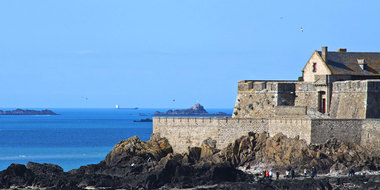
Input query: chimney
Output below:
<box><xmin>337</xmin><ymin>48</ymin><xmax>347</xmax><ymax>52</ymax></box>
<box><xmin>322</xmin><ymin>46</ymin><xmax>328</xmax><ymax>63</ymax></box>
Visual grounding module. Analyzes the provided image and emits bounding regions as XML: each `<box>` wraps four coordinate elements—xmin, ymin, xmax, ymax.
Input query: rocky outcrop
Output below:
<box><xmin>0</xmin><ymin>132</ymin><xmax>379</xmax><ymax>189</ymax></box>
<box><xmin>211</xmin><ymin>132</ymin><xmax>380</xmax><ymax>174</ymax></box>
<box><xmin>104</xmin><ymin>134</ymin><xmax>172</xmax><ymax>167</ymax></box>
<box><xmin>0</xmin><ymin>109</ymin><xmax>57</xmax><ymax>115</ymax></box>
<box><xmin>154</xmin><ymin>103</ymin><xmax>229</xmax><ymax>116</ymax></box>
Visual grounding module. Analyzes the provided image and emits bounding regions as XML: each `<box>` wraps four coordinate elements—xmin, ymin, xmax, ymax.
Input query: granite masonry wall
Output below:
<box><xmin>329</xmin><ymin>81</ymin><xmax>368</xmax><ymax>119</ymax></box>
<box><xmin>233</xmin><ymin>81</ymin><xmax>320</xmax><ymax>118</ymax></box>
<box><xmin>154</xmin><ymin>117</ymin><xmax>312</xmax><ymax>153</ymax></box>
<box><xmin>361</xmin><ymin>119</ymin><xmax>380</xmax><ymax>154</ymax></box>
<box><xmin>310</xmin><ymin>119</ymin><xmax>362</xmax><ymax>144</ymax></box>
<box><xmin>153</xmin><ymin>117</ymin><xmax>380</xmax><ymax>153</ymax></box>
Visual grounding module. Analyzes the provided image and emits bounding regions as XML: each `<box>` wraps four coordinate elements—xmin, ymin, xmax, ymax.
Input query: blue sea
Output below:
<box><xmin>0</xmin><ymin>108</ymin><xmax>231</xmax><ymax>171</ymax></box>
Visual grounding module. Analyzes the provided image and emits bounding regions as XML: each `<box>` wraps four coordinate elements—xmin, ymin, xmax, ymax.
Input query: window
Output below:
<box><xmin>312</xmin><ymin>63</ymin><xmax>317</xmax><ymax>72</ymax></box>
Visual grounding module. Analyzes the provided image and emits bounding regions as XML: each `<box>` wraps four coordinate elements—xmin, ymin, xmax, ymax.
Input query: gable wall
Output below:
<box><xmin>303</xmin><ymin>52</ymin><xmax>331</xmax><ymax>82</ymax></box>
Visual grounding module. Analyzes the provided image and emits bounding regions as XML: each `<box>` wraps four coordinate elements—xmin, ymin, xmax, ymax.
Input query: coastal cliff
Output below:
<box><xmin>0</xmin><ymin>132</ymin><xmax>379</xmax><ymax>189</ymax></box>
<box><xmin>154</xmin><ymin>103</ymin><xmax>229</xmax><ymax>116</ymax></box>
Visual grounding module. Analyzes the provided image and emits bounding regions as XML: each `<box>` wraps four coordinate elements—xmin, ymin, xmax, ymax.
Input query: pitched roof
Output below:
<box><xmin>317</xmin><ymin>51</ymin><xmax>380</xmax><ymax>75</ymax></box>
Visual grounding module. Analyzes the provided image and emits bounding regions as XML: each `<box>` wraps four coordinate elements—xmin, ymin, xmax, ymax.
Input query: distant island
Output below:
<box><xmin>0</xmin><ymin>109</ymin><xmax>58</xmax><ymax>115</ymax></box>
<box><xmin>154</xmin><ymin>103</ymin><xmax>230</xmax><ymax>116</ymax></box>
<box><xmin>133</xmin><ymin>118</ymin><xmax>153</xmax><ymax>122</ymax></box>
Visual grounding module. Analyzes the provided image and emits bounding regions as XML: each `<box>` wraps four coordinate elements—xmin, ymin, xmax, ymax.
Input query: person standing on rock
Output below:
<box><xmin>311</xmin><ymin>167</ymin><xmax>316</xmax><ymax>179</ymax></box>
<box><xmin>304</xmin><ymin>168</ymin><xmax>307</xmax><ymax>178</ymax></box>
<box><xmin>349</xmin><ymin>168</ymin><xmax>354</xmax><ymax>177</ymax></box>
<box><xmin>276</xmin><ymin>171</ymin><xmax>279</xmax><ymax>180</ymax></box>
<box><xmin>285</xmin><ymin>170</ymin><xmax>289</xmax><ymax>178</ymax></box>
<box><xmin>269</xmin><ymin>170</ymin><xmax>273</xmax><ymax>179</ymax></box>
<box><xmin>246</xmin><ymin>163</ymin><xmax>251</xmax><ymax>171</ymax></box>
<box><xmin>291</xmin><ymin>169</ymin><xmax>295</xmax><ymax>179</ymax></box>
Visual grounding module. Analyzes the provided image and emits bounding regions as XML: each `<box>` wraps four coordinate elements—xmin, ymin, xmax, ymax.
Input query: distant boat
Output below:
<box><xmin>115</xmin><ymin>104</ymin><xmax>119</xmax><ymax>109</ymax></box>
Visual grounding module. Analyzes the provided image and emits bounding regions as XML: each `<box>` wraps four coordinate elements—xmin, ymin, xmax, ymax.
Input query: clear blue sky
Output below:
<box><xmin>0</xmin><ymin>0</ymin><xmax>379</xmax><ymax>108</ymax></box>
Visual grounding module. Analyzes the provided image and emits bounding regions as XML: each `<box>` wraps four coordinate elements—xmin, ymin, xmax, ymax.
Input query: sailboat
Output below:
<box><xmin>115</xmin><ymin>104</ymin><xmax>119</xmax><ymax>109</ymax></box>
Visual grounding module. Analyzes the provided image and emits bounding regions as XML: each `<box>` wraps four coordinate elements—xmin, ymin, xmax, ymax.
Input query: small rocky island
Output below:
<box><xmin>154</xmin><ymin>103</ymin><xmax>230</xmax><ymax>116</ymax></box>
<box><xmin>0</xmin><ymin>109</ymin><xmax>58</xmax><ymax>115</ymax></box>
<box><xmin>133</xmin><ymin>118</ymin><xmax>153</xmax><ymax>122</ymax></box>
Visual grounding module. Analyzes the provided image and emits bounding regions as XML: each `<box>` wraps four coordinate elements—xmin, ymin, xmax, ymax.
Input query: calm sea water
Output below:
<box><xmin>0</xmin><ymin>108</ymin><xmax>231</xmax><ymax>171</ymax></box>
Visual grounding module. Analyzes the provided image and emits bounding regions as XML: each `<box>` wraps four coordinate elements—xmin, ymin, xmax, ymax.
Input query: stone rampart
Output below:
<box><xmin>153</xmin><ymin>117</ymin><xmax>380</xmax><ymax>153</ymax></box>
<box><xmin>154</xmin><ymin>117</ymin><xmax>313</xmax><ymax>153</ymax></box>
<box><xmin>310</xmin><ymin>119</ymin><xmax>362</xmax><ymax>144</ymax></box>
<box><xmin>234</xmin><ymin>81</ymin><xmax>321</xmax><ymax>118</ymax></box>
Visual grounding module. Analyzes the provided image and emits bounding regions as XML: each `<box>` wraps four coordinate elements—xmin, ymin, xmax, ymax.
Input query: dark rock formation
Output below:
<box><xmin>154</xmin><ymin>103</ymin><xmax>230</xmax><ymax>116</ymax></box>
<box><xmin>0</xmin><ymin>132</ymin><xmax>379</xmax><ymax>189</ymax></box>
<box><xmin>212</xmin><ymin>132</ymin><xmax>380</xmax><ymax>174</ymax></box>
<box><xmin>0</xmin><ymin>109</ymin><xmax>58</xmax><ymax>115</ymax></box>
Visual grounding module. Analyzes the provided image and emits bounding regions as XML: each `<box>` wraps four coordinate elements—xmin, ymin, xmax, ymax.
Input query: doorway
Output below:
<box><xmin>318</xmin><ymin>91</ymin><xmax>326</xmax><ymax>113</ymax></box>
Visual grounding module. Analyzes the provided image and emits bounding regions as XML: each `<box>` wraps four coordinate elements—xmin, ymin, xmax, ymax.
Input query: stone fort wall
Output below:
<box><xmin>233</xmin><ymin>81</ymin><xmax>319</xmax><ymax>118</ymax></box>
<box><xmin>235</xmin><ymin>80</ymin><xmax>380</xmax><ymax>119</ymax></box>
<box><xmin>153</xmin><ymin>117</ymin><xmax>380</xmax><ymax>153</ymax></box>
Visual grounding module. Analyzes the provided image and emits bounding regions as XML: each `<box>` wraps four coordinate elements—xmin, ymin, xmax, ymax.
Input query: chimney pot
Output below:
<box><xmin>338</xmin><ymin>48</ymin><xmax>347</xmax><ymax>52</ymax></box>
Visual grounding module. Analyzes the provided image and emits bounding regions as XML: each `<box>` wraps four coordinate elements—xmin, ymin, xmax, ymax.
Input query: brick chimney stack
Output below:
<box><xmin>322</xmin><ymin>46</ymin><xmax>328</xmax><ymax>63</ymax></box>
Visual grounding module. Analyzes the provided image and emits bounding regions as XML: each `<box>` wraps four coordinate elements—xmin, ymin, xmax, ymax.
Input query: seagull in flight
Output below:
<box><xmin>300</xmin><ymin>27</ymin><xmax>304</xmax><ymax>32</ymax></box>
<box><xmin>81</xmin><ymin>96</ymin><xmax>88</xmax><ymax>101</ymax></box>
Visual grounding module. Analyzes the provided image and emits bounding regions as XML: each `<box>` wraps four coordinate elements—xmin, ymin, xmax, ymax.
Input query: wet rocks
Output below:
<box><xmin>0</xmin><ymin>132</ymin><xmax>379</xmax><ymax>189</ymax></box>
<box><xmin>213</xmin><ymin>132</ymin><xmax>380</xmax><ymax>174</ymax></box>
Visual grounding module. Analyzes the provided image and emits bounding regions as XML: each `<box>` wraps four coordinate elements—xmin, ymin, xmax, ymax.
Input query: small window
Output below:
<box><xmin>312</xmin><ymin>63</ymin><xmax>317</xmax><ymax>72</ymax></box>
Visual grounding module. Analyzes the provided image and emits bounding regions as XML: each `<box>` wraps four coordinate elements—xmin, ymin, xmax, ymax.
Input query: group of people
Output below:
<box><xmin>285</xmin><ymin>167</ymin><xmax>317</xmax><ymax>179</ymax></box>
<box><xmin>245</xmin><ymin>164</ymin><xmax>280</xmax><ymax>180</ymax></box>
<box><xmin>285</xmin><ymin>169</ymin><xmax>296</xmax><ymax>179</ymax></box>
<box><xmin>262</xmin><ymin>170</ymin><xmax>280</xmax><ymax>180</ymax></box>
<box><xmin>245</xmin><ymin>165</ymin><xmax>320</xmax><ymax>180</ymax></box>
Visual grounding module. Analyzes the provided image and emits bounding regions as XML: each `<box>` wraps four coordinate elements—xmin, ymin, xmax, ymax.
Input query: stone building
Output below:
<box><xmin>233</xmin><ymin>46</ymin><xmax>380</xmax><ymax>119</ymax></box>
<box><xmin>153</xmin><ymin>46</ymin><xmax>380</xmax><ymax>153</ymax></box>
